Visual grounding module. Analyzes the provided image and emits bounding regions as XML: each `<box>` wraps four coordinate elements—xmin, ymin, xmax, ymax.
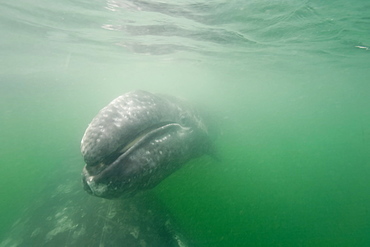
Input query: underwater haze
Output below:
<box><xmin>1</xmin><ymin>0</ymin><xmax>370</xmax><ymax>246</ymax></box>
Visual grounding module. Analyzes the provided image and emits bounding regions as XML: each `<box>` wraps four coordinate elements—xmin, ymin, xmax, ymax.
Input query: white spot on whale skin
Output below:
<box><xmin>114</xmin><ymin>122</ymin><xmax>122</xmax><ymax>128</ymax></box>
<box><xmin>355</xmin><ymin>45</ymin><xmax>369</xmax><ymax>50</ymax></box>
<box><xmin>86</xmin><ymin>177</ymin><xmax>108</xmax><ymax>196</ymax></box>
<box><xmin>87</xmin><ymin>176</ymin><xmax>94</xmax><ymax>183</ymax></box>
<box><xmin>45</xmin><ymin>210</ymin><xmax>77</xmax><ymax>242</ymax></box>
<box><xmin>130</xmin><ymin>227</ymin><xmax>139</xmax><ymax>239</ymax></box>
<box><xmin>31</xmin><ymin>228</ymin><xmax>41</xmax><ymax>237</ymax></box>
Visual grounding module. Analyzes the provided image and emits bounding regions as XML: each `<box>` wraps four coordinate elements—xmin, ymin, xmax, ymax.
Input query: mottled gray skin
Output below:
<box><xmin>81</xmin><ymin>90</ymin><xmax>211</xmax><ymax>199</ymax></box>
<box><xmin>0</xmin><ymin>157</ymin><xmax>190</xmax><ymax>247</ymax></box>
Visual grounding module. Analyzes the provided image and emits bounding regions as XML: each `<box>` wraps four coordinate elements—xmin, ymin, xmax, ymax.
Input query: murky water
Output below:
<box><xmin>1</xmin><ymin>0</ymin><xmax>370</xmax><ymax>246</ymax></box>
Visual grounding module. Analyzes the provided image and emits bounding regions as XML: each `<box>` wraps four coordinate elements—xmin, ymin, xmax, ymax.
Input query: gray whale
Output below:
<box><xmin>81</xmin><ymin>90</ymin><xmax>212</xmax><ymax>199</ymax></box>
<box><xmin>0</xmin><ymin>157</ymin><xmax>190</xmax><ymax>247</ymax></box>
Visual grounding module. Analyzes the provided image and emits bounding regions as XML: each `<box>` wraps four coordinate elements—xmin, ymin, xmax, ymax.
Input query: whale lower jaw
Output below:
<box><xmin>82</xmin><ymin>122</ymin><xmax>189</xmax><ymax>198</ymax></box>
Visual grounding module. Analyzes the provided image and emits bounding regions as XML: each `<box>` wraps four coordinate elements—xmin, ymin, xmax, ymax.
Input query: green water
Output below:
<box><xmin>1</xmin><ymin>0</ymin><xmax>370</xmax><ymax>246</ymax></box>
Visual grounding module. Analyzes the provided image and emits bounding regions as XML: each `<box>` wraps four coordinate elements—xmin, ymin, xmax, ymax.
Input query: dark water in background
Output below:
<box><xmin>1</xmin><ymin>0</ymin><xmax>370</xmax><ymax>246</ymax></box>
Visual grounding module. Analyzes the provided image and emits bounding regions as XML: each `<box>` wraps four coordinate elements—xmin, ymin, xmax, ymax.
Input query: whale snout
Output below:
<box><xmin>80</xmin><ymin>90</ymin><xmax>212</xmax><ymax>199</ymax></box>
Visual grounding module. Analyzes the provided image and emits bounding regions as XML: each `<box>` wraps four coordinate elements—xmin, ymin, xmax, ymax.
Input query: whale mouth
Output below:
<box><xmin>83</xmin><ymin>122</ymin><xmax>183</xmax><ymax>177</ymax></box>
<box><xmin>82</xmin><ymin>121</ymin><xmax>189</xmax><ymax>198</ymax></box>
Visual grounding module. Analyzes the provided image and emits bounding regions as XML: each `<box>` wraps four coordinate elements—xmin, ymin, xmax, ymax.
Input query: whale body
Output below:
<box><xmin>81</xmin><ymin>90</ymin><xmax>212</xmax><ymax>199</ymax></box>
<box><xmin>1</xmin><ymin>158</ymin><xmax>190</xmax><ymax>247</ymax></box>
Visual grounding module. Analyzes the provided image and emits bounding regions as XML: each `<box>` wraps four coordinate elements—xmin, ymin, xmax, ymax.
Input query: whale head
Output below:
<box><xmin>81</xmin><ymin>90</ymin><xmax>212</xmax><ymax>199</ymax></box>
